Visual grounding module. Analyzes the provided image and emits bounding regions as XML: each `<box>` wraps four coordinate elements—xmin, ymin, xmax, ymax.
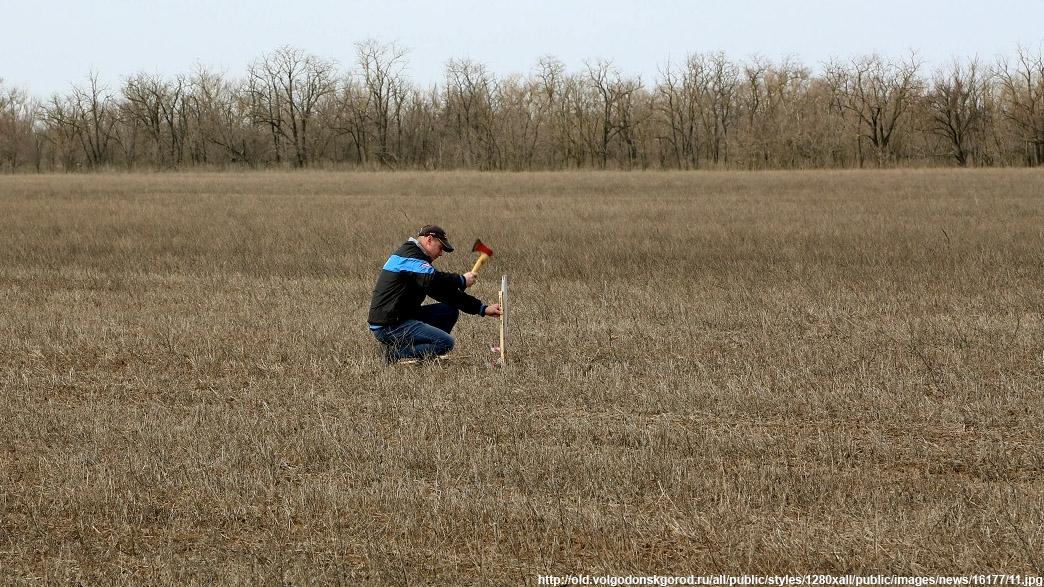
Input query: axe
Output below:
<box><xmin>471</xmin><ymin>239</ymin><xmax>494</xmax><ymax>273</ymax></box>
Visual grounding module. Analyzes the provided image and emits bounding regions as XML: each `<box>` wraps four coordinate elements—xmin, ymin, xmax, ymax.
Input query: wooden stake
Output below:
<box><xmin>499</xmin><ymin>274</ymin><xmax>507</xmax><ymax>365</ymax></box>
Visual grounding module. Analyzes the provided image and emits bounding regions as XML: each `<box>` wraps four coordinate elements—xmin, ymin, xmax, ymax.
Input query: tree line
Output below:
<box><xmin>2</xmin><ymin>41</ymin><xmax>1043</xmax><ymax>172</ymax></box>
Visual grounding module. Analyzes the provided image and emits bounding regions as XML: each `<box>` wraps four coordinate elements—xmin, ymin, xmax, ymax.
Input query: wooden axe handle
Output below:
<box><xmin>471</xmin><ymin>252</ymin><xmax>490</xmax><ymax>273</ymax></box>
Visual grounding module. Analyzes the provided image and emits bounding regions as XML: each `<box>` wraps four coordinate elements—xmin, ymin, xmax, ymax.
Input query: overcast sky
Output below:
<box><xmin>3</xmin><ymin>0</ymin><xmax>1042</xmax><ymax>97</ymax></box>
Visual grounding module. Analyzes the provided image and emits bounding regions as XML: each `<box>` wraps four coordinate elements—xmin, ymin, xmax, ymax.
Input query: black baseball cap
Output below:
<box><xmin>418</xmin><ymin>225</ymin><xmax>454</xmax><ymax>252</ymax></box>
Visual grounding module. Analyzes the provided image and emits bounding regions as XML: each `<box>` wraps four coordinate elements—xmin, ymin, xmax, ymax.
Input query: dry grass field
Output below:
<box><xmin>1</xmin><ymin>169</ymin><xmax>1043</xmax><ymax>584</ymax></box>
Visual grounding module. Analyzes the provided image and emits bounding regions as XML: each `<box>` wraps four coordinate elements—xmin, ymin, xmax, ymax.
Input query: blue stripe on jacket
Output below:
<box><xmin>382</xmin><ymin>255</ymin><xmax>435</xmax><ymax>274</ymax></box>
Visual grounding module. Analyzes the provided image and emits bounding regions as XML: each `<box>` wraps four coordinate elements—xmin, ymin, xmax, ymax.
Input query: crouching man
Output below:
<box><xmin>367</xmin><ymin>225</ymin><xmax>503</xmax><ymax>363</ymax></box>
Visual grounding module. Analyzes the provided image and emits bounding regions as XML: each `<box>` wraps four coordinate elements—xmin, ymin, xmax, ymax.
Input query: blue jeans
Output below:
<box><xmin>371</xmin><ymin>303</ymin><xmax>459</xmax><ymax>361</ymax></box>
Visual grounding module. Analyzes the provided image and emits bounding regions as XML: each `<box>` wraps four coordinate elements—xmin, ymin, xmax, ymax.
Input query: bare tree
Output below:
<box><xmin>0</xmin><ymin>81</ymin><xmax>42</xmax><ymax>171</ymax></box>
<box><xmin>996</xmin><ymin>44</ymin><xmax>1044</xmax><ymax>165</ymax></box>
<box><xmin>396</xmin><ymin>85</ymin><xmax>441</xmax><ymax>168</ymax></box>
<box><xmin>495</xmin><ymin>73</ymin><xmax>543</xmax><ymax>170</ymax></box>
<box><xmin>739</xmin><ymin>56</ymin><xmax>770</xmax><ymax>168</ymax></box>
<box><xmin>184</xmin><ymin>65</ymin><xmax>264</xmax><ymax>166</ymax></box>
<box><xmin>924</xmin><ymin>58</ymin><xmax>990</xmax><ymax>166</ymax></box>
<box><xmin>827</xmin><ymin>53</ymin><xmax>923</xmax><ymax>166</ymax></box>
<box><xmin>443</xmin><ymin>57</ymin><xmax>500</xmax><ymax>169</ymax></box>
<box><xmin>245</xmin><ymin>46</ymin><xmax>337</xmax><ymax>167</ymax></box>
<box><xmin>43</xmin><ymin>72</ymin><xmax>121</xmax><ymax>169</ymax></box>
<box><xmin>702</xmin><ymin>52</ymin><xmax>740</xmax><ymax>166</ymax></box>
<box><xmin>585</xmin><ymin>59</ymin><xmax>645</xmax><ymax>168</ymax></box>
<box><xmin>329</xmin><ymin>75</ymin><xmax>370</xmax><ymax>164</ymax></box>
<box><xmin>121</xmin><ymin>72</ymin><xmax>188</xmax><ymax>168</ymax></box>
<box><xmin>654</xmin><ymin>53</ymin><xmax>739</xmax><ymax>168</ymax></box>
<box><xmin>656</xmin><ymin>59</ymin><xmax>701</xmax><ymax>169</ymax></box>
<box><xmin>739</xmin><ymin>57</ymin><xmax>818</xmax><ymax>168</ymax></box>
<box><xmin>534</xmin><ymin>56</ymin><xmax>588</xmax><ymax>168</ymax></box>
<box><xmin>354</xmin><ymin>39</ymin><xmax>410</xmax><ymax>166</ymax></box>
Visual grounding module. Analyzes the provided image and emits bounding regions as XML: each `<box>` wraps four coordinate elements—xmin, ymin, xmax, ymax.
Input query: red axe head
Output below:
<box><xmin>471</xmin><ymin>239</ymin><xmax>494</xmax><ymax>273</ymax></box>
<box><xmin>472</xmin><ymin>239</ymin><xmax>494</xmax><ymax>257</ymax></box>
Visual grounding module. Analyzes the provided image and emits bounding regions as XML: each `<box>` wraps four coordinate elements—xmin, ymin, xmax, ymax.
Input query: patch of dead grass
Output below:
<box><xmin>1</xmin><ymin>169</ymin><xmax>1043</xmax><ymax>583</ymax></box>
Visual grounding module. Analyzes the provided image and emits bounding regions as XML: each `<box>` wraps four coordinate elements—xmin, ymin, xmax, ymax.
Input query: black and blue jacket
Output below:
<box><xmin>368</xmin><ymin>239</ymin><xmax>487</xmax><ymax>328</ymax></box>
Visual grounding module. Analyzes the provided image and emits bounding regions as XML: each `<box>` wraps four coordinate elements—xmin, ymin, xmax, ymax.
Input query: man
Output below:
<box><xmin>368</xmin><ymin>225</ymin><xmax>503</xmax><ymax>363</ymax></box>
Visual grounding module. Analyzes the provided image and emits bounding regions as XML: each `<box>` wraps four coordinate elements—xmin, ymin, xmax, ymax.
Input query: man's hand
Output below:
<box><xmin>463</xmin><ymin>271</ymin><xmax>478</xmax><ymax>288</ymax></box>
<box><xmin>484</xmin><ymin>303</ymin><xmax>503</xmax><ymax>318</ymax></box>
